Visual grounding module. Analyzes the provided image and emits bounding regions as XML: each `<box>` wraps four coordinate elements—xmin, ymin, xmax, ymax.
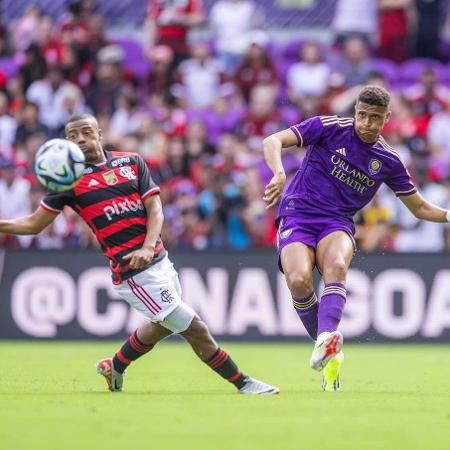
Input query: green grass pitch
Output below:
<box><xmin>0</xmin><ymin>341</ymin><xmax>449</xmax><ymax>450</ymax></box>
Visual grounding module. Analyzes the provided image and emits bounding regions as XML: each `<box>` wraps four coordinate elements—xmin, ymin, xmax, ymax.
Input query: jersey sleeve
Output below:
<box><xmin>136</xmin><ymin>155</ymin><xmax>161</xmax><ymax>201</ymax></box>
<box><xmin>40</xmin><ymin>190</ymin><xmax>72</xmax><ymax>214</ymax></box>
<box><xmin>385</xmin><ymin>160</ymin><xmax>417</xmax><ymax>197</ymax></box>
<box><xmin>290</xmin><ymin>116</ymin><xmax>324</xmax><ymax>147</ymax></box>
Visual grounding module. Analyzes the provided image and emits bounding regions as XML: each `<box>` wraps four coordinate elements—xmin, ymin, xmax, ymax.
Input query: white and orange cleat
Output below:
<box><xmin>309</xmin><ymin>331</ymin><xmax>343</xmax><ymax>372</ymax></box>
<box><xmin>96</xmin><ymin>358</ymin><xmax>124</xmax><ymax>392</ymax></box>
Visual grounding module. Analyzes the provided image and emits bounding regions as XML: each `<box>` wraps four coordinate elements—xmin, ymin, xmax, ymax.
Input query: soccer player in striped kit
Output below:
<box><xmin>263</xmin><ymin>85</ymin><xmax>450</xmax><ymax>391</ymax></box>
<box><xmin>0</xmin><ymin>114</ymin><xmax>279</xmax><ymax>395</ymax></box>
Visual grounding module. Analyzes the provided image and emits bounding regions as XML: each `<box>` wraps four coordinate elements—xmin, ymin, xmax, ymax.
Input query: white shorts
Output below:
<box><xmin>114</xmin><ymin>254</ymin><xmax>195</xmax><ymax>333</ymax></box>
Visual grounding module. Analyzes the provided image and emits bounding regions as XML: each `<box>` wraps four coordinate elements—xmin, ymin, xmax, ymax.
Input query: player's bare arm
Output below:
<box><xmin>0</xmin><ymin>206</ymin><xmax>57</xmax><ymax>235</ymax></box>
<box><xmin>123</xmin><ymin>195</ymin><xmax>164</xmax><ymax>269</ymax></box>
<box><xmin>400</xmin><ymin>192</ymin><xmax>449</xmax><ymax>223</ymax></box>
<box><xmin>263</xmin><ymin>128</ymin><xmax>299</xmax><ymax>208</ymax></box>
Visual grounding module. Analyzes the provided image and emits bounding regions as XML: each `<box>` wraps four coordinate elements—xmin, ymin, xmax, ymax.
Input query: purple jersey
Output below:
<box><xmin>278</xmin><ymin>115</ymin><xmax>416</xmax><ymax>222</ymax></box>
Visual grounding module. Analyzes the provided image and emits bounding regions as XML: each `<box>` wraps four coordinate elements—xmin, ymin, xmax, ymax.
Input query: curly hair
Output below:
<box><xmin>357</xmin><ymin>85</ymin><xmax>390</xmax><ymax>107</ymax></box>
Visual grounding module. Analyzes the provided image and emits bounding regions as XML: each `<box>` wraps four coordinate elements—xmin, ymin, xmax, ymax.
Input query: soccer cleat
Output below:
<box><xmin>321</xmin><ymin>350</ymin><xmax>344</xmax><ymax>392</ymax></box>
<box><xmin>238</xmin><ymin>377</ymin><xmax>280</xmax><ymax>395</ymax></box>
<box><xmin>96</xmin><ymin>358</ymin><xmax>124</xmax><ymax>392</ymax></box>
<box><xmin>309</xmin><ymin>330</ymin><xmax>343</xmax><ymax>372</ymax></box>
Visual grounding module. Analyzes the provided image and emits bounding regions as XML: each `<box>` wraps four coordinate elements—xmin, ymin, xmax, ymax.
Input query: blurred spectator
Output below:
<box><xmin>427</xmin><ymin>97</ymin><xmax>450</xmax><ymax>179</ymax></box>
<box><xmin>186</xmin><ymin>119</ymin><xmax>216</xmax><ymax>161</ymax></box>
<box><xmin>18</xmin><ymin>43</ymin><xmax>47</xmax><ymax>92</ymax></box>
<box><xmin>241</xmin><ymin>166</ymin><xmax>276</xmax><ymax>247</ymax></box>
<box><xmin>332</xmin><ymin>0</ymin><xmax>378</xmax><ymax>45</ymax></box>
<box><xmin>356</xmin><ymin>191</ymin><xmax>394</xmax><ymax>251</ymax></box>
<box><xmin>413</xmin><ymin>0</ymin><xmax>443</xmax><ymax>59</ymax></box>
<box><xmin>158</xmin><ymin>137</ymin><xmax>191</xmax><ymax>184</ymax></box>
<box><xmin>148</xmin><ymin>92</ymin><xmax>188</xmax><ymax>137</ymax></box>
<box><xmin>238</xmin><ymin>84</ymin><xmax>286</xmax><ymax>152</ymax></box>
<box><xmin>190</xmin><ymin>97</ymin><xmax>243</xmax><ymax>146</ymax></box>
<box><xmin>86</xmin><ymin>45</ymin><xmax>125</xmax><ymax>115</ymax></box>
<box><xmin>172</xmin><ymin>41</ymin><xmax>232</xmax><ymax>108</ymax></box>
<box><xmin>286</xmin><ymin>41</ymin><xmax>330</xmax><ymax>115</ymax></box>
<box><xmin>14</xmin><ymin>102</ymin><xmax>49</xmax><ymax>147</ymax></box>
<box><xmin>234</xmin><ymin>35</ymin><xmax>278</xmax><ymax>103</ymax></box>
<box><xmin>26</xmin><ymin>65</ymin><xmax>81</xmax><ymax>131</ymax></box>
<box><xmin>38</xmin><ymin>16</ymin><xmax>64</xmax><ymax>65</ymax></box>
<box><xmin>110</xmin><ymin>89</ymin><xmax>145</xmax><ymax>138</ymax></box>
<box><xmin>394</xmin><ymin>168</ymin><xmax>448</xmax><ymax>251</ymax></box>
<box><xmin>145</xmin><ymin>0</ymin><xmax>204</xmax><ymax>67</ymax></box>
<box><xmin>135</xmin><ymin>115</ymin><xmax>168</xmax><ymax>163</ymax></box>
<box><xmin>147</xmin><ymin>45</ymin><xmax>176</xmax><ymax>101</ymax></box>
<box><xmin>0</xmin><ymin>92</ymin><xmax>17</xmax><ymax>157</ymax></box>
<box><xmin>377</xmin><ymin>0</ymin><xmax>414</xmax><ymax>62</ymax></box>
<box><xmin>11</xmin><ymin>5</ymin><xmax>42</xmax><ymax>54</ymax></box>
<box><xmin>404</xmin><ymin>68</ymin><xmax>450</xmax><ymax>123</ymax></box>
<box><xmin>337</xmin><ymin>37</ymin><xmax>372</xmax><ymax>88</ymax></box>
<box><xmin>86</xmin><ymin>15</ymin><xmax>109</xmax><ymax>61</ymax></box>
<box><xmin>0</xmin><ymin>20</ymin><xmax>8</xmax><ymax>57</ymax></box>
<box><xmin>210</xmin><ymin>0</ymin><xmax>264</xmax><ymax>73</ymax></box>
<box><xmin>58</xmin><ymin>0</ymin><xmax>94</xmax><ymax>64</ymax></box>
<box><xmin>0</xmin><ymin>158</ymin><xmax>32</xmax><ymax>248</ymax></box>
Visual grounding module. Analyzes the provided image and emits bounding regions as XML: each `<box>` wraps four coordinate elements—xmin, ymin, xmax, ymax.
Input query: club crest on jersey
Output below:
<box><xmin>119</xmin><ymin>166</ymin><xmax>137</xmax><ymax>180</ymax></box>
<box><xmin>280</xmin><ymin>229</ymin><xmax>293</xmax><ymax>239</ymax></box>
<box><xmin>160</xmin><ymin>288</ymin><xmax>175</xmax><ymax>303</ymax></box>
<box><xmin>368</xmin><ymin>159</ymin><xmax>382</xmax><ymax>175</ymax></box>
<box><xmin>103</xmin><ymin>170</ymin><xmax>119</xmax><ymax>185</ymax></box>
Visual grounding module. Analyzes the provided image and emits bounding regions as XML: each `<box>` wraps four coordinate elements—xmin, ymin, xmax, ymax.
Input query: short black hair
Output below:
<box><xmin>65</xmin><ymin>113</ymin><xmax>99</xmax><ymax>132</ymax></box>
<box><xmin>357</xmin><ymin>85</ymin><xmax>390</xmax><ymax>108</ymax></box>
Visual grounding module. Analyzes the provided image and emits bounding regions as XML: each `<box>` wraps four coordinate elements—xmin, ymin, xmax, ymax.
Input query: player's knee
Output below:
<box><xmin>285</xmin><ymin>270</ymin><xmax>313</xmax><ymax>296</ymax></box>
<box><xmin>184</xmin><ymin>316</ymin><xmax>211</xmax><ymax>340</ymax></box>
<box><xmin>323</xmin><ymin>260</ymin><xmax>347</xmax><ymax>281</ymax></box>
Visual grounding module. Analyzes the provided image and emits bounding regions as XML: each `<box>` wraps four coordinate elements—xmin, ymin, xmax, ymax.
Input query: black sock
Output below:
<box><xmin>112</xmin><ymin>330</ymin><xmax>154</xmax><ymax>374</ymax></box>
<box><xmin>204</xmin><ymin>348</ymin><xmax>247</xmax><ymax>389</ymax></box>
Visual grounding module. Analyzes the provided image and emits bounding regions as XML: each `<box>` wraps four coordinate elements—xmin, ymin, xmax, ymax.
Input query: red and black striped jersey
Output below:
<box><xmin>41</xmin><ymin>151</ymin><xmax>166</xmax><ymax>284</ymax></box>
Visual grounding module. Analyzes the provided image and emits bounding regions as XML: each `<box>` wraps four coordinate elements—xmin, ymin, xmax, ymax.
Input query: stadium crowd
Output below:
<box><xmin>1</xmin><ymin>0</ymin><xmax>450</xmax><ymax>252</ymax></box>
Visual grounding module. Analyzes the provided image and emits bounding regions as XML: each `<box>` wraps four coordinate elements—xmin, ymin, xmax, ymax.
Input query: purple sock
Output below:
<box><xmin>292</xmin><ymin>292</ymin><xmax>318</xmax><ymax>340</ymax></box>
<box><xmin>318</xmin><ymin>283</ymin><xmax>346</xmax><ymax>335</ymax></box>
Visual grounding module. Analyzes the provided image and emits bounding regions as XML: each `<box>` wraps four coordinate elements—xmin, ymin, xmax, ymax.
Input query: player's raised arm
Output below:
<box><xmin>262</xmin><ymin>128</ymin><xmax>299</xmax><ymax>208</ymax></box>
<box><xmin>399</xmin><ymin>191</ymin><xmax>450</xmax><ymax>223</ymax></box>
<box><xmin>0</xmin><ymin>206</ymin><xmax>58</xmax><ymax>235</ymax></box>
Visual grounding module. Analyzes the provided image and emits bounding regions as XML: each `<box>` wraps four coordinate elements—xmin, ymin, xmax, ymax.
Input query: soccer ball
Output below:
<box><xmin>34</xmin><ymin>139</ymin><xmax>86</xmax><ymax>192</ymax></box>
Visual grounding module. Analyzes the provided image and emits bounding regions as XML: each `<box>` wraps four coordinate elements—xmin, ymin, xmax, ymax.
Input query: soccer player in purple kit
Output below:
<box><xmin>0</xmin><ymin>113</ymin><xmax>279</xmax><ymax>395</ymax></box>
<box><xmin>262</xmin><ymin>85</ymin><xmax>450</xmax><ymax>392</ymax></box>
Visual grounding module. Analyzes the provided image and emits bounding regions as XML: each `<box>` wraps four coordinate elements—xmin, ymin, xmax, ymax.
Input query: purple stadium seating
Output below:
<box><xmin>368</xmin><ymin>58</ymin><xmax>399</xmax><ymax>85</ymax></box>
<box><xmin>398</xmin><ymin>58</ymin><xmax>446</xmax><ymax>84</ymax></box>
<box><xmin>282</xmin><ymin>39</ymin><xmax>305</xmax><ymax>61</ymax></box>
<box><xmin>112</xmin><ymin>38</ymin><xmax>151</xmax><ymax>80</ymax></box>
<box><xmin>0</xmin><ymin>57</ymin><xmax>19</xmax><ymax>79</ymax></box>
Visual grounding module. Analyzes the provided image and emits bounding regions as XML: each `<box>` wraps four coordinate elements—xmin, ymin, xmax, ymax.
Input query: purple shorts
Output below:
<box><xmin>276</xmin><ymin>215</ymin><xmax>356</xmax><ymax>272</ymax></box>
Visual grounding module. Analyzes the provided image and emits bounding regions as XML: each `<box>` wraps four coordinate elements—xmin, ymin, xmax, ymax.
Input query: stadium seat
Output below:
<box><xmin>368</xmin><ymin>58</ymin><xmax>399</xmax><ymax>85</ymax></box>
<box><xmin>282</xmin><ymin>39</ymin><xmax>305</xmax><ymax>61</ymax></box>
<box><xmin>398</xmin><ymin>58</ymin><xmax>446</xmax><ymax>84</ymax></box>
<box><xmin>112</xmin><ymin>38</ymin><xmax>151</xmax><ymax>80</ymax></box>
<box><xmin>0</xmin><ymin>57</ymin><xmax>19</xmax><ymax>79</ymax></box>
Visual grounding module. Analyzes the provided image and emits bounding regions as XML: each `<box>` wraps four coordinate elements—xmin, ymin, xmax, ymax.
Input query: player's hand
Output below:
<box><xmin>263</xmin><ymin>172</ymin><xmax>286</xmax><ymax>209</ymax></box>
<box><xmin>123</xmin><ymin>247</ymin><xmax>155</xmax><ymax>269</ymax></box>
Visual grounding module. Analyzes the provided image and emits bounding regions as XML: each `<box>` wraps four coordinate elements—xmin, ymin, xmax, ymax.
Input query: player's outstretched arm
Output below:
<box><xmin>0</xmin><ymin>206</ymin><xmax>57</xmax><ymax>235</ymax></box>
<box><xmin>400</xmin><ymin>192</ymin><xmax>450</xmax><ymax>223</ymax></box>
<box><xmin>262</xmin><ymin>128</ymin><xmax>299</xmax><ymax>208</ymax></box>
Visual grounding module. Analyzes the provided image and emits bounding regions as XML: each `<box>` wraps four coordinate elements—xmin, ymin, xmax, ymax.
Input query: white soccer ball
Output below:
<box><xmin>34</xmin><ymin>139</ymin><xmax>86</xmax><ymax>192</ymax></box>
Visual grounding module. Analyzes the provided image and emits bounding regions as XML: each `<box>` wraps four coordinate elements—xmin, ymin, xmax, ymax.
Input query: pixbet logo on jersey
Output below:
<box><xmin>103</xmin><ymin>198</ymin><xmax>144</xmax><ymax>221</ymax></box>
